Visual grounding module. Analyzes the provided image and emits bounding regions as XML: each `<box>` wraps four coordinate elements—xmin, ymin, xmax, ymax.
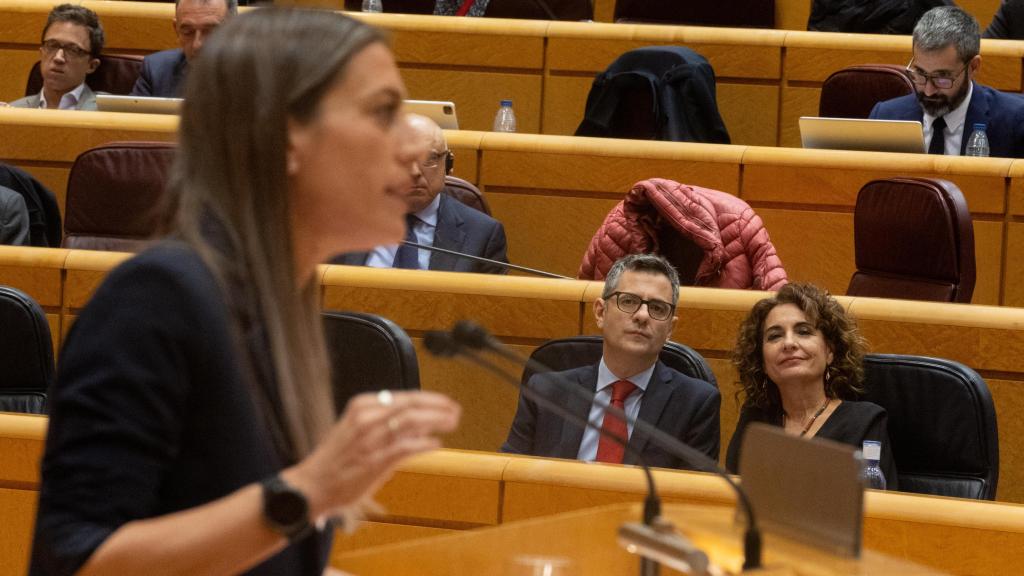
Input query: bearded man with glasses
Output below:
<box><xmin>8</xmin><ymin>5</ymin><xmax>103</xmax><ymax>110</ymax></box>
<box><xmin>869</xmin><ymin>5</ymin><xmax>1024</xmax><ymax>157</ymax></box>
<box><xmin>502</xmin><ymin>253</ymin><xmax>721</xmax><ymax>469</ymax></box>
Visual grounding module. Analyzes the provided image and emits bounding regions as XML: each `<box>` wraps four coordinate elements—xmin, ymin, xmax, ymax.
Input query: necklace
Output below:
<box><xmin>784</xmin><ymin>397</ymin><xmax>831</xmax><ymax>437</ymax></box>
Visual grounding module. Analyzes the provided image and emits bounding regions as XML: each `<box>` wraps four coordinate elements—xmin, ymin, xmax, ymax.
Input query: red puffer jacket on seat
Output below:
<box><xmin>578</xmin><ymin>178</ymin><xmax>788</xmax><ymax>290</ymax></box>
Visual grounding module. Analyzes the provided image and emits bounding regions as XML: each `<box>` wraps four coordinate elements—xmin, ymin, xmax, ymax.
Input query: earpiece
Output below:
<box><xmin>445</xmin><ymin>150</ymin><xmax>455</xmax><ymax>175</ymax></box>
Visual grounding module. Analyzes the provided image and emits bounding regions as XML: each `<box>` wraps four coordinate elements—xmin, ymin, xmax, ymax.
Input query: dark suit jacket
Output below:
<box><xmin>130</xmin><ymin>49</ymin><xmax>188</xmax><ymax>98</ymax></box>
<box><xmin>984</xmin><ymin>0</ymin><xmax>1024</xmax><ymax>39</ymax></box>
<box><xmin>501</xmin><ymin>361</ymin><xmax>721</xmax><ymax>470</ymax></box>
<box><xmin>30</xmin><ymin>243</ymin><xmax>331</xmax><ymax>575</ymax></box>
<box><xmin>869</xmin><ymin>82</ymin><xmax>1024</xmax><ymax>158</ymax></box>
<box><xmin>334</xmin><ymin>193</ymin><xmax>509</xmax><ymax>273</ymax></box>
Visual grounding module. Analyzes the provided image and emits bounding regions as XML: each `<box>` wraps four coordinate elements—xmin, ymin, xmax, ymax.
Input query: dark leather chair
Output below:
<box><xmin>62</xmin><ymin>141</ymin><xmax>175</xmax><ymax>252</ymax></box>
<box><xmin>862</xmin><ymin>354</ymin><xmax>998</xmax><ymax>500</ymax></box>
<box><xmin>614</xmin><ymin>0</ymin><xmax>774</xmax><ymax>28</ymax></box>
<box><xmin>444</xmin><ymin>175</ymin><xmax>491</xmax><ymax>215</ymax></box>
<box><xmin>343</xmin><ymin>0</ymin><xmax>593</xmax><ymax>19</ymax></box>
<box><xmin>323</xmin><ymin>311</ymin><xmax>420</xmax><ymax>413</ymax></box>
<box><xmin>0</xmin><ymin>285</ymin><xmax>54</xmax><ymax>414</ymax></box>
<box><xmin>818</xmin><ymin>64</ymin><xmax>915</xmax><ymax>119</ymax></box>
<box><xmin>25</xmin><ymin>54</ymin><xmax>143</xmax><ymax>97</ymax></box>
<box><xmin>847</xmin><ymin>177</ymin><xmax>975</xmax><ymax>303</ymax></box>
<box><xmin>521</xmin><ymin>335</ymin><xmax>717</xmax><ymax>387</ymax></box>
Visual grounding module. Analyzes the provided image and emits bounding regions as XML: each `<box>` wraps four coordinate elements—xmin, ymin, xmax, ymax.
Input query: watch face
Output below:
<box><xmin>263</xmin><ymin>476</ymin><xmax>310</xmax><ymax>535</ymax></box>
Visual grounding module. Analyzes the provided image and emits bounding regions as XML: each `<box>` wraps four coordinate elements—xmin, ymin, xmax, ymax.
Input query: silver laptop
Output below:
<box><xmin>95</xmin><ymin>94</ymin><xmax>183</xmax><ymax>115</ymax></box>
<box><xmin>404</xmin><ymin>99</ymin><xmax>458</xmax><ymax>130</ymax></box>
<box><xmin>738</xmin><ymin>423</ymin><xmax>865</xmax><ymax>557</ymax></box>
<box><xmin>800</xmin><ymin>116</ymin><xmax>925</xmax><ymax>154</ymax></box>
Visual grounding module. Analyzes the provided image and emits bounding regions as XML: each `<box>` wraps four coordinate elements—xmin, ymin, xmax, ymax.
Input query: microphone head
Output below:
<box><xmin>452</xmin><ymin>320</ymin><xmax>491</xmax><ymax>350</ymax></box>
<box><xmin>423</xmin><ymin>331</ymin><xmax>460</xmax><ymax>357</ymax></box>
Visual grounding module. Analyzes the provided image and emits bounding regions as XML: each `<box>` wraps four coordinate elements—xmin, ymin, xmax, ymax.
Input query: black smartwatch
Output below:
<box><xmin>260</xmin><ymin>474</ymin><xmax>313</xmax><ymax>543</ymax></box>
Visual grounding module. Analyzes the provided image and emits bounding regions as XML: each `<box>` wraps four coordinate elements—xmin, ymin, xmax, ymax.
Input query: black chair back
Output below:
<box><xmin>0</xmin><ymin>285</ymin><xmax>53</xmax><ymax>414</ymax></box>
<box><xmin>323</xmin><ymin>311</ymin><xmax>420</xmax><ymax>413</ymax></box>
<box><xmin>862</xmin><ymin>354</ymin><xmax>998</xmax><ymax>500</ymax></box>
<box><xmin>521</xmin><ymin>335</ymin><xmax>716</xmax><ymax>387</ymax></box>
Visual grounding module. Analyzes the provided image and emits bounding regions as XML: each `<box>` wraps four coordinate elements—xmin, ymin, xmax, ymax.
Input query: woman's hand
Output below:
<box><xmin>283</xmin><ymin>390</ymin><xmax>460</xmax><ymax>521</ymax></box>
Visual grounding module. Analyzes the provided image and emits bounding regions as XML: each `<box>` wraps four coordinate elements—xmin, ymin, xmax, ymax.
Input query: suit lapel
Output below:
<box><xmin>623</xmin><ymin>362</ymin><xmax>672</xmax><ymax>465</ymax></box>
<box><xmin>428</xmin><ymin>194</ymin><xmax>466</xmax><ymax>271</ymax></box>
<box><xmin>555</xmin><ymin>365</ymin><xmax>598</xmax><ymax>459</ymax></box>
<box><xmin>961</xmin><ymin>82</ymin><xmax>989</xmax><ymax>155</ymax></box>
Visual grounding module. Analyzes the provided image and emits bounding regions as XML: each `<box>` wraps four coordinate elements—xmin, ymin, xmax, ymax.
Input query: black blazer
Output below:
<box><xmin>334</xmin><ymin>193</ymin><xmax>508</xmax><ymax>273</ymax></box>
<box><xmin>30</xmin><ymin>243</ymin><xmax>331</xmax><ymax>575</ymax></box>
<box><xmin>130</xmin><ymin>49</ymin><xmax>188</xmax><ymax>98</ymax></box>
<box><xmin>501</xmin><ymin>361</ymin><xmax>721</xmax><ymax>470</ymax></box>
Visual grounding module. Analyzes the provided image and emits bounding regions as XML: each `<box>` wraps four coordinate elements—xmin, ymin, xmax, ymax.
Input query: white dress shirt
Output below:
<box><xmin>923</xmin><ymin>81</ymin><xmax>974</xmax><ymax>156</ymax></box>
<box><xmin>38</xmin><ymin>82</ymin><xmax>88</xmax><ymax>110</ymax></box>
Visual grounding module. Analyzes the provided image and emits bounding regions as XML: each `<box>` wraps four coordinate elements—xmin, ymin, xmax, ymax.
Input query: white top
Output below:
<box><xmin>38</xmin><ymin>82</ymin><xmax>87</xmax><ymax>110</ymax></box>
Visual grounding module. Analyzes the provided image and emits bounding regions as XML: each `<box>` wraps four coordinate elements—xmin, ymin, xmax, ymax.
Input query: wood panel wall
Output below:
<box><xmin>3</xmin><ymin>248</ymin><xmax>1024</xmax><ymax>505</ymax></box>
<box><xmin>0</xmin><ymin>2</ymin><xmax>1019</xmax><ymax>148</ymax></box>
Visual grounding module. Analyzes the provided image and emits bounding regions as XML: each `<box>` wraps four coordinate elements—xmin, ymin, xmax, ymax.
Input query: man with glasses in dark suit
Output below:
<box><xmin>333</xmin><ymin>114</ymin><xmax>508</xmax><ymax>274</ymax></box>
<box><xmin>7</xmin><ymin>5</ymin><xmax>103</xmax><ymax>110</ymax></box>
<box><xmin>869</xmin><ymin>5</ymin><xmax>1024</xmax><ymax>157</ymax></box>
<box><xmin>502</xmin><ymin>253</ymin><xmax>721</xmax><ymax>469</ymax></box>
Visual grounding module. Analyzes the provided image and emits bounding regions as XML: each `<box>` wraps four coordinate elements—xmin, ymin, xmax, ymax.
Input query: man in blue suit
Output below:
<box><xmin>502</xmin><ymin>254</ymin><xmax>721</xmax><ymax>469</ymax></box>
<box><xmin>333</xmin><ymin>114</ymin><xmax>508</xmax><ymax>274</ymax></box>
<box><xmin>870</xmin><ymin>6</ymin><xmax>1024</xmax><ymax>158</ymax></box>
<box><xmin>130</xmin><ymin>0</ymin><xmax>236</xmax><ymax>97</ymax></box>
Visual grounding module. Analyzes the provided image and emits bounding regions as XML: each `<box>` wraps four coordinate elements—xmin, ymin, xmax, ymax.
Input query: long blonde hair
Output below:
<box><xmin>167</xmin><ymin>9</ymin><xmax>385</xmax><ymax>459</ymax></box>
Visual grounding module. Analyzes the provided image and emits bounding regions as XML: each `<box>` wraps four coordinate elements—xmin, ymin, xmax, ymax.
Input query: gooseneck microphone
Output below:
<box><xmin>424</xmin><ymin>330</ymin><xmax>680</xmax><ymax>576</ymax></box>
<box><xmin>401</xmin><ymin>241</ymin><xmax>571</xmax><ymax>279</ymax></box>
<box><xmin>429</xmin><ymin>320</ymin><xmax>763</xmax><ymax>572</ymax></box>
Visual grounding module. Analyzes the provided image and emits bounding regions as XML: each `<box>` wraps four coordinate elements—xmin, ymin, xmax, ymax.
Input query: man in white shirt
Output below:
<box><xmin>870</xmin><ymin>6</ymin><xmax>1024</xmax><ymax>157</ymax></box>
<box><xmin>9</xmin><ymin>5</ymin><xmax>103</xmax><ymax>111</ymax></box>
<box><xmin>334</xmin><ymin>114</ymin><xmax>508</xmax><ymax>274</ymax></box>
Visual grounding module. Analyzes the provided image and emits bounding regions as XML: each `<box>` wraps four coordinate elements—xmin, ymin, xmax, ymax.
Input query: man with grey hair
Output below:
<box><xmin>130</xmin><ymin>0</ymin><xmax>237</xmax><ymax>97</ymax></box>
<box><xmin>502</xmin><ymin>253</ymin><xmax>721</xmax><ymax>469</ymax></box>
<box><xmin>870</xmin><ymin>5</ymin><xmax>1024</xmax><ymax>157</ymax></box>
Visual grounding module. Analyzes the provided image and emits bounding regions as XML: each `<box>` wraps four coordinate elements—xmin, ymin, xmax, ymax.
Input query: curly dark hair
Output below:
<box><xmin>732</xmin><ymin>283</ymin><xmax>867</xmax><ymax>417</ymax></box>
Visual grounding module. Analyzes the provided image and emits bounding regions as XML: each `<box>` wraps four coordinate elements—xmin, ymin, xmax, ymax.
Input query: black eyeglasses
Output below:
<box><xmin>905</xmin><ymin>58</ymin><xmax>968</xmax><ymax>90</ymax></box>
<box><xmin>605</xmin><ymin>292</ymin><xmax>675</xmax><ymax>321</ymax></box>
<box><xmin>419</xmin><ymin>150</ymin><xmax>450</xmax><ymax>169</ymax></box>
<box><xmin>40</xmin><ymin>39</ymin><xmax>91</xmax><ymax>59</ymax></box>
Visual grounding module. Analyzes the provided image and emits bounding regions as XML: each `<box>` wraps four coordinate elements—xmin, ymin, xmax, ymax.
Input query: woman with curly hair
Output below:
<box><xmin>724</xmin><ymin>283</ymin><xmax>897</xmax><ymax>488</ymax></box>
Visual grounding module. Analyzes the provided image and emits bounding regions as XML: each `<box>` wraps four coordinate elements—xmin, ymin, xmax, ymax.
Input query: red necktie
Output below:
<box><xmin>595</xmin><ymin>380</ymin><xmax>637</xmax><ymax>463</ymax></box>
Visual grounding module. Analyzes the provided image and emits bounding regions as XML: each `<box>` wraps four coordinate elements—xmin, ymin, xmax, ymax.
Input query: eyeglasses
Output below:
<box><xmin>419</xmin><ymin>150</ymin><xmax>450</xmax><ymax>169</ymax></box>
<box><xmin>605</xmin><ymin>291</ymin><xmax>676</xmax><ymax>321</ymax></box>
<box><xmin>40</xmin><ymin>39</ymin><xmax>91</xmax><ymax>59</ymax></box>
<box><xmin>905</xmin><ymin>59</ymin><xmax>968</xmax><ymax>90</ymax></box>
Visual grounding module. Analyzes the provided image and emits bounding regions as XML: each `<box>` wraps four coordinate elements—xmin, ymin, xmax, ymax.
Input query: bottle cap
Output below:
<box><xmin>974</xmin><ymin>123</ymin><xmax>986</xmax><ymax>131</ymax></box>
<box><xmin>862</xmin><ymin>440</ymin><xmax>881</xmax><ymax>460</ymax></box>
<box><xmin>500</xmin><ymin>99</ymin><xmax>513</xmax><ymax>106</ymax></box>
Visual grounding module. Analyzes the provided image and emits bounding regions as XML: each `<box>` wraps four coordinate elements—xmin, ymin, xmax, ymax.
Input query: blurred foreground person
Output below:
<box><xmin>30</xmin><ymin>9</ymin><xmax>460</xmax><ymax>575</ymax></box>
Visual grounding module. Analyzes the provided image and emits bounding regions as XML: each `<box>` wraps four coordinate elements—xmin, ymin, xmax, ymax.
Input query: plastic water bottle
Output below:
<box><xmin>362</xmin><ymin>0</ymin><xmax>382</xmax><ymax>12</ymax></box>
<box><xmin>493</xmin><ymin>99</ymin><xmax>517</xmax><ymax>133</ymax></box>
<box><xmin>860</xmin><ymin>440</ymin><xmax>887</xmax><ymax>490</ymax></box>
<box><xmin>966</xmin><ymin>123</ymin><xmax>990</xmax><ymax>157</ymax></box>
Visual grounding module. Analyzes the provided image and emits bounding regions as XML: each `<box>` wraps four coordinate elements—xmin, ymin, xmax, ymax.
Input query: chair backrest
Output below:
<box><xmin>575</xmin><ymin>46</ymin><xmax>730</xmax><ymax>144</ymax></box>
<box><xmin>343</xmin><ymin>0</ymin><xmax>433</xmax><ymax>13</ymax></box>
<box><xmin>444</xmin><ymin>175</ymin><xmax>491</xmax><ymax>215</ymax></box>
<box><xmin>62</xmin><ymin>141</ymin><xmax>175</xmax><ymax>252</ymax></box>
<box><xmin>342</xmin><ymin>0</ymin><xmax>592</xmax><ymax>19</ymax></box>
<box><xmin>861</xmin><ymin>353</ymin><xmax>998</xmax><ymax>500</ymax></box>
<box><xmin>25</xmin><ymin>54</ymin><xmax>143</xmax><ymax>97</ymax></box>
<box><xmin>614</xmin><ymin>0</ymin><xmax>773</xmax><ymax>27</ymax></box>
<box><xmin>322</xmin><ymin>311</ymin><xmax>420</xmax><ymax>413</ymax></box>
<box><xmin>0</xmin><ymin>285</ymin><xmax>53</xmax><ymax>414</ymax></box>
<box><xmin>0</xmin><ymin>163</ymin><xmax>62</xmax><ymax>247</ymax></box>
<box><xmin>818</xmin><ymin>65</ymin><xmax>915</xmax><ymax>119</ymax></box>
<box><xmin>521</xmin><ymin>335</ymin><xmax>717</xmax><ymax>387</ymax></box>
<box><xmin>847</xmin><ymin>177</ymin><xmax>975</xmax><ymax>303</ymax></box>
